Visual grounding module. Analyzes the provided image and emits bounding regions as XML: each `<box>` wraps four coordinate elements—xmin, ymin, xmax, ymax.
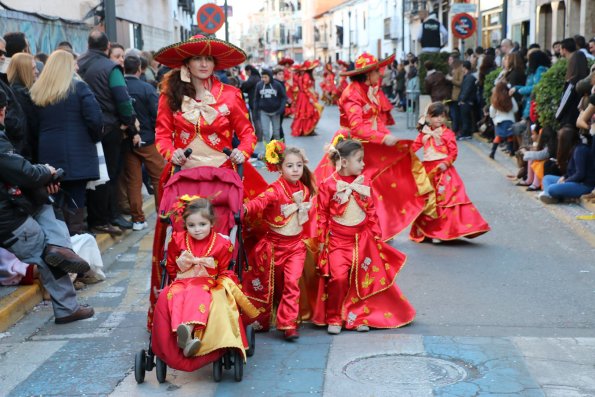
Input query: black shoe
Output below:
<box><xmin>111</xmin><ymin>215</ymin><xmax>133</xmax><ymax>230</ymax></box>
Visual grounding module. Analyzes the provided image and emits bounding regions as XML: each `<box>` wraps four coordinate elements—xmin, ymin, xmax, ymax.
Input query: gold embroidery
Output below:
<box><xmin>384</xmin><ymin>263</ymin><xmax>390</xmax><ymax>270</ymax></box>
<box><xmin>199</xmin><ymin>304</ymin><xmax>206</xmax><ymax>313</ymax></box>
<box><xmin>362</xmin><ymin>273</ymin><xmax>375</xmax><ymax>288</ymax></box>
<box><xmin>167</xmin><ymin>291</ymin><xmax>173</xmax><ymax>300</ymax></box>
<box><xmin>321</xmin><ymin>293</ymin><xmax>328</xmax><ymax>301</ymax></box>
<box><xmin>372</xmin><ymin>266</ymin><xmax>379</xmax><ymax>272</ymax></box>
<box><xmin>384</xmin><ymin>312</ymin><xmax>393</xmax><ymax>318</ymax></box>
<box><xmin>351</xmin><ymin>297</ymin><xmax>359</xmax><ymax>303</ymax></box>
<box><xmin>380</xmin><ymin>277</ymin><xmax>386</xmax><ymax>285</ymax></box>
<box><xmin>363</xmin><ymin>306</ymin><xmax>370</xmax><ymax>314</ymax></box>
<box><xmin>333</xmin><ymin>197</ymin><xmax>366</xmax><ymax>226</ymax></box>
<box><xmin>391</xmin><ymin>182</ymin><xmax>396</xmax><ymax>188</ymax></box>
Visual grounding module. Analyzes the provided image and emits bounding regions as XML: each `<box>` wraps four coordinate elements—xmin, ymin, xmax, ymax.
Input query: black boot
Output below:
<box><xmin>507</xmin><ymin>141</ymin><xmax>515</xmax><ymax>156</ymax></box>
<box><xmin>489</xmin><ymin>143</ymin><xmax>498</xmax><ymax>159</ymax></box>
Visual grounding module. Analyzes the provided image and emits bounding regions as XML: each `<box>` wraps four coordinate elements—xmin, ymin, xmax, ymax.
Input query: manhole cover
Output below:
<box><xmin>343</xmin><ymin>354</ymin><xmax>468</xmax><ymax>387</ymax></box>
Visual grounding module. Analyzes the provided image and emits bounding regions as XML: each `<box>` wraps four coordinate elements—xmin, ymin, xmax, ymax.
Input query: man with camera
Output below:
<box><xmin>0</xmin><ymin>89</ymin><xmax>94</xmax><ymax>324</ymax></box>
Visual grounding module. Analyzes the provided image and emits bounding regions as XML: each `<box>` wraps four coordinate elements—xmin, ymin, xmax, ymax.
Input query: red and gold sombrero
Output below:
<box><xmin>278</xmin><ymin>57</ymin><xmax>295</xmax><ymax>66</ymax></box>
<box><xmin>296</xmin><ymin>59</ymin><xmax>320</xmax><ymax>71</ymax></box>
<box><xmin>340</xmin><ymin>52</ymin><xmax>395</xmax><ymax>76</ymax></box>
<box><xmin>154</xmin><ymin>34</ymin><xmax>246</xmax><ymax>70</ymax></box>
<box><xmin>337</xmin><ymin>59</ymin><xmax>349</xmax><ymax>68</ymax></box>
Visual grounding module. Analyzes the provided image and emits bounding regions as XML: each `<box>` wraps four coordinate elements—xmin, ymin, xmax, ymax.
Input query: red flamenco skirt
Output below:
<box><xmin>241</xmin><ymin>232</ymin><xmax>306</xmax><ymax>331</ymax></box>
<box><xmin>311</xmin><ymin>222</ymin><xmax>415</xmax><ymax>329</ymax></box>
<box><xmin>312</xmin><ymin>136</ymin><xmax>435</xmax><ymax>241</ymax></box>
<box><xmin>410</xmin><ymin>161</ymin><xmax>490</xmax><ymax>242</ymax></box>
<box><xmin>167</xmin><ymin>277</ymin><xmax>217</xmax><ymax>331</ymax></box>
<box><xmin>291</xmin><ymin>94</ymin><xmax>322</xmax><ymax>136</ymax></box>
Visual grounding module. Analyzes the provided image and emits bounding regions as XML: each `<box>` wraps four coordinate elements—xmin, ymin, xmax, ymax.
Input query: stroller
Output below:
<box><xmin>135</xmin><ymin>159</ymin><xmax>256</xmax><ymax>384</ymax></box>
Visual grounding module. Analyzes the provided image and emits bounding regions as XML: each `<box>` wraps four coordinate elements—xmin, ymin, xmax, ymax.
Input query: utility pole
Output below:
<box><xmin>224</xmin><ymin>0</ymin><xmax>229</xmax><ymax>42</ymax></box>
<box><xmin>104</xmin><ymin>0</ymin><xmax>117</xmax><ymax>42</ymax></box>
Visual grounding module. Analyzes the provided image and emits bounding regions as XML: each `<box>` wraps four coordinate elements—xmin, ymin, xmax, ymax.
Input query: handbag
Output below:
<box><xmin>86</xmin><ymin>142</ymin><xmax>110</xmax><ymax>190</ymax></box>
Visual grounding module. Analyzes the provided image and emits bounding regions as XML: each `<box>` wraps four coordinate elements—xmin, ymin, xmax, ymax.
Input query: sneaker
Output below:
<box><xmin>183</xmin><ymin>338</ymin><xmax>201</xmax><ymax>357</ymax></box>
<box><xmin>356</xmin><ymin>325</ymin><xmax>369</xmax><ymax>332</ymax></box>
<box><xmin>132</xmin><ymin>221</ymin><xmax>148</xmax><ymax>231</ymax></box>
<box><xmin>176</xmin><ymin>323</ymin><xmax>193</xmax><ymax>349</ymax></box>
<box><xmin>327</xmin><ymin>325</ymin><xmax>342</xmax><ymax>335</ymax></box>
<box><xmin>538</xmin><ymin>192</ymin><xmax>558</xmax><ymax>204</ymax></box>
<box><xmin>111</xmin><ymin>215</ymin><xmax>133</xmax><ymax>230</ymax></box>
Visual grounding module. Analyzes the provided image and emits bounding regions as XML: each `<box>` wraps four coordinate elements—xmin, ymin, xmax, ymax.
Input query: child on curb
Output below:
<box><xmin>409</xmin><ymin>102</ymin><xmax>490</xmax><ymax>244</ymax></box>
<box><xmin>313</xmin><ymin>138</ymin><xmax>415</xmax><ymax>334</ymax></box>
<box><xmin>489</xmin><ymin>81</ymin><xmax>518</xmax><ymax>159</ymax></box>
<box><xmin>242</xmin><ymin>141</ymin><xmax>315</xmax><ymax>340</ymax></box>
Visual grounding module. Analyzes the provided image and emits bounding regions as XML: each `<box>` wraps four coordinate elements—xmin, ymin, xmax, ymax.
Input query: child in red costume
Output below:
<box><xmin>314</xmin><ymin>139</ymin><xmax>415</xmax><ymax>334</ymax></box>
<box><xmin>242</xmin><ymin>141</ymin><xmax>315</xmax><ymax>340</ymax></box>
<box><xmin>409</xmin><ymin>102</ymin><xmax>491</xmax><ymax>243</ymax></box>
<box><xmin>164</xmin><ymin>197</ymin><xmax>248</xmax><ymax>357</ymax></box>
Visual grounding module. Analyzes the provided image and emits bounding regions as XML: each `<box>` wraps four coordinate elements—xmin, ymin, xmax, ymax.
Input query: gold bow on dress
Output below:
<box><xmin>421</xmin><ymin>125</ymin><xmax>443</xmax><ymax>146</ymax></box>
<box><xmin>280</xmin><ymin>191</ymin><xmax>312</xmax><ymax>225</ymax></box>
<box><xmin>176</xmin><ymin>251</ymin><xmax>216</xmax><ymax>279</ymax></box>
<box><xmin>181</xmin><ymin>93</ymin><xmax>218</xmax><ymax>125</ymax></box>
<box><xmin>335</xmin><ymin>175</ymin><xmax>371</xmax><ymax>204</ymax></box>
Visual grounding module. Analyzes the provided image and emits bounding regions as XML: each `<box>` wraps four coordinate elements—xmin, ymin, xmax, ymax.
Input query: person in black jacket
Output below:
<box><xmin>123</xmin><ymin>55</ymin><xmax>164</xmax><ymax>231</ymax></box>
<box><xmin>241</xmin><ymin>64</ymin><xmax>262</xmax><ymax>140</ymax></box>
<box><xmin>254</xmin><ymin>68</ymin><xmax>287</xmax><ymax>141</ymax></box>
<box><xmin>458</xmin><ymin>61</ymin><xmax>476</xmax><ymax>140</ymax></box>
<box><xmin>0</xmin><ymin>89</ymin><xmax>94</xmax><ymax>324</ymax></box>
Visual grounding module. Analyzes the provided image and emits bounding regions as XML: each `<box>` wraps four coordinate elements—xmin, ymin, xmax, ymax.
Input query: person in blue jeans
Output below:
<box><xmin>539</xmin><ymin>127</ymin><xmax>595</xmax><ymax>204</ymax></box>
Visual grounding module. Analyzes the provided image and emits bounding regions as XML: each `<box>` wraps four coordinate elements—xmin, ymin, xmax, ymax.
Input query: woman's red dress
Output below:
<box><xmin>312</xmin><ymin>80</ymin><xmax>435</xmax><ymax>241</ymax></box>
<box><xmin>291</xmin><ymin>72</ymin><xmax>323</xmax><ymax>136</ymax></box>
<box><xmin>409</xmin><ymin>126</ymin><xmax>490</xmax><ymax>241</ymax></box>
<box><xmin>311</xmin><ymin>173</ymin><xmax>415</xmax><ymax>329</ymax></box>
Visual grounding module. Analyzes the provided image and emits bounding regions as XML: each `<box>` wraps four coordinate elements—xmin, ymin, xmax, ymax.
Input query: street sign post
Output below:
<box><xmin>196</xmin><ymin>3</ymin><xmax>225</xmax><ymax>35</ymax></box>
<box><xmin>450</xmin><ymin>3</ymin><xmax>477</xmax><ymax>14</ymax></box>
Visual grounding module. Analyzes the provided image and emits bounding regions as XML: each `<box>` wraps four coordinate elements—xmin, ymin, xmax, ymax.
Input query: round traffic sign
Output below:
<box><xmin>196</xmin><ymin>3</ymin><xmax>225</xmax><ymax>34</ymax></box>
<box><xmin>451</xmin><ymin>13</ymin><xmax>476</xmax><ymax>40</ymax></box>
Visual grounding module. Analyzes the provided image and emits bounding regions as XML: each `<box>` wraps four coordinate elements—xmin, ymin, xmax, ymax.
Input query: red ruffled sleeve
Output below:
<box><xmin>155</xmin><ymin>95</ymin><xmax>175</xmax><ymax>161</ymax></box>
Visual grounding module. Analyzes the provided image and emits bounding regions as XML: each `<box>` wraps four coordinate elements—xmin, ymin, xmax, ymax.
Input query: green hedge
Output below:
<box><xmin>534</xmin><ymin>59</ymin><xmax>567</xmax><ymax>130</ymax></box>
<box><xmin>483</xmin><ymin>67</ymin><xmax>502</xmax><ymax>105</ymax></box>
<box><xmin>418</xmin><ymin>52</ymin><xmax>451</xmax><ymax>94</ymax></box>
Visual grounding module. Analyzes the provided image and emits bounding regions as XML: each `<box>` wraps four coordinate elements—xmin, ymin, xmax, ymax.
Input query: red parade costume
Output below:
<box><xmin>148</xmin><ymin>76</ymin><xmax>267</xmax><ymax>330</ymax></box>
<box><xmin>283</xmin><ymin>68</ymin><xmax>297</xmax><ymax>117</ymax></box>
<box><xmin>312</xmin><ymin>173</ymin><xmax>415</xmax><ymax>329</ymax></box>
<box><xmin>151</xmin><ymin>230</ymin><xmax>259</xmax><ymax>370</ymax></box>
<box><xmin>409</xmin><ymin>126</ymin><xmax>490</xmax><ymax>242</ymax></box>
<box><xmin>378</xmin><ymin>88</ymin><xmax>395</xmax><ymax>126</ymax></box>
<box><xmin>291</xmin><ymin>67</ymin><xmax>323</xmax><ymax>136</ymax></box>
<box><xmin>321</xmin><ymin>66</ymin><xmax>337</xmax><ymax>105</ymax></box>
<box><xmin>312</xmin><ymin>80</ymin><xmax>435</xmax><ymax>240</ymax></box>
<box><xmin>242</xmin><ymin>178</ymin><xmax>312</xmax><ymax>331</ymax></box>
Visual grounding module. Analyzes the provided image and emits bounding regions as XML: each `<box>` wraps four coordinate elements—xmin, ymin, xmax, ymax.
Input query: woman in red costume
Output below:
<box><xmin>147</xmin><ymin>35</ymin><xmax>267</xmax><ymax>329</ymax></box>
<box><xmin>313</xmin><ymin>52</ymin><xmax>435</xmax><ymax>241</ymax></box>
<box><xmin>291</xmin><ymin>60</ymin><xmax>323</xmax><ymax>136</ymax></box>
<box><xmin>278</xmin><ymin>57</ymin><xmax>296</xmax><ymax>117</ymax></box>
<box><xmin>334</xmin><ymin>60</ymin><xmax>349</xmax><ymax>98</ymax></box>
<box><xmin>313</xmin><ymin>139</ymin><xmax>415</xmax><ymax>334</ymax></box>
<box><xmin>409</xmin><ymin>102</ymin><xmax>490</xmax><ymax>243</ymax></box>
<box><xmin>242</xmin><ymin>142</ymin><xmax>315</xmax><ymax>340</ymax></box>
<box><xmin>320</xmin><ymin>62</ymin><xmax>337</xmax><ymax>105</ymax></box>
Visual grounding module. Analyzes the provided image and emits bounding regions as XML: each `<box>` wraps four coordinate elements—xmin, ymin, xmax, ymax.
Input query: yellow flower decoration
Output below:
<box><xmin>331</xmin><ymin>133</ymin><xmax>346</xmax><ymax>148</ymax></box>
<box><xmin>264</xmin><ymin>139</ymin><xmax>286</xmax><ymax>171</ymax></box>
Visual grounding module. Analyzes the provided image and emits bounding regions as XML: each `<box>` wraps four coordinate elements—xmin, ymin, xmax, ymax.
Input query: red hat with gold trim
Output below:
<box><xmin>337</xmin><ymin>59</ymin><xmax>349</xmax><ymax>68</ymax></box>
<box><xmin>154</xmin><ymin>34</ymin><xmax>246</xmax><ymax>70</ymax></box>
<box><xmin>293</xmin><ymin>59</ymin><xmax>320</xmax><ymax>71</ymax></box>
<box><xmin>340</xmin><ymin>52</ymin><xmax>395</xmax><ymax>76</ymax></box>
<box><xmin>278</xmin><ymin>57</ymin><xmax>295</xmax><ymax>66</ymax></box>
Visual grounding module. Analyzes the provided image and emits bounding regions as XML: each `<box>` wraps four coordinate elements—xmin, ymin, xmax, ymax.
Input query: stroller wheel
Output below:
<box><xmin>155</xmin><ymin>356</ymin><xmax>167</xmax><ymax>384</ymax></box>
<box><xmin>223</xmin><ymin>351</ymin><xmax>232</xmax><ymax>370</ymax></box>
<box><xmin>134</xmin><ymin>349</ymin><xmax>146</xmax><ymax>384</ymax></box>
<box><xmin>233</xmin><ymin>349</ymin><xmax>243</xmax><ymax>382</ymax></box>
<box><xmin>246</xmin><ymin>325</ymin><xmax>256</xmax><ymax>357</ymax></box>
<box><xmin>213</xmin><ymin>357</ymin><xmax>223</xmax><ymax>382</ymax></box>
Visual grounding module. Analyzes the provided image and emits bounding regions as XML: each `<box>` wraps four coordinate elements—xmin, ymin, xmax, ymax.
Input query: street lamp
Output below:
<box><xmin>348</xmin><ymin>10</ymin><xmax>351</xmax><ymax>61</ymax></box>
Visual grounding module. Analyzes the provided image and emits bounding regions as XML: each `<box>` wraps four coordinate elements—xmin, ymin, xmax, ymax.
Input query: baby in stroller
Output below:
<box><xmin>145</xmin><ymin>166</ymin><xmax>259</xmax><ymax>381</ymax></box>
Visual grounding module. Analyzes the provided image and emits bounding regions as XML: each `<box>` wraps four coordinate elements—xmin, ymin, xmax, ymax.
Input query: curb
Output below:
<box><xmin>0</xmin><ymin>198</ymin><xmax>156</xmax><ymax>333</ymax></box>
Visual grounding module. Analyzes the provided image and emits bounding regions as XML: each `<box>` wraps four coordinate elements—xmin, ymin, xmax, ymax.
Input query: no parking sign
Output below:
<box><xmin>196</xmin><ymin>3</ymin><xmax>225</xmax><ymax>34</ymax></box>
<box><xmin>451</xmin><ymin>13</ymin><xmax>476</xmax><ymax>40</ymax></box>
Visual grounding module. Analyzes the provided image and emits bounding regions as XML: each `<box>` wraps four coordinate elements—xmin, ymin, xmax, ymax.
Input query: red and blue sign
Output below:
<box><xmin>451</xmin><ymin>13</ymin><xmax>476</xmax><ymax>39</ymax></box>
<box><xmin>196</xmin><ymin>3</ymin><xmax>225</xmax><ymax>34</ymax></box>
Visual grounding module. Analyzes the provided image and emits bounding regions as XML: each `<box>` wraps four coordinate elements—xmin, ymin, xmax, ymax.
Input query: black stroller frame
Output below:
<box><xmin>134</xmin><ymin>148</ymin><xmax>255</xmax><ymax>384</ymax></box>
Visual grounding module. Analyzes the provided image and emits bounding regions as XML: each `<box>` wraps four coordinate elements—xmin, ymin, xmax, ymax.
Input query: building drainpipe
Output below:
<box><xmin>502</xmin><ymin>0</ymin><xmax>508</xmax><ymax>39</ymax></box>
<box><xmin>104</xmin><ymin>0</ymin><xmax>117</xmax><ymax>42</ymax></box>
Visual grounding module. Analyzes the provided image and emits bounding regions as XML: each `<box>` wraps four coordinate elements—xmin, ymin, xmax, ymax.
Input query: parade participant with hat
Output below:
<box><xmin>311</xmin><ymin>52</ymin><xmax>436</xmax><ymax>241</ymax></box>
<box><xmin>320</xmin><ymin>62</ymin><xmax>337</xmax><ymax>105</ymax></box>
<box><xmin>291</xmin><ymin>60</ymin><xmax>323</xmax><ymax>136</ymax></box>
<box><xmin>147</xmin><ymin>34</ymin><xmax>267</xmax><ymax>329</ymax></box>
<box><xmin>334</xmin><ymin>60</ymin><xmax>349</xmax><ymax>98</ymax></box>
<box><xmin>278</xmin><ymin>57</ymin><xmax>297</xmax><ymax>117</ymax></box>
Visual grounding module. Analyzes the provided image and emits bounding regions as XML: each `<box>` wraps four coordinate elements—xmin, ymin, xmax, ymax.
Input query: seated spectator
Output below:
<box><xmin>539</xmin><ymin>127</ymin><xmax>595</xmax><ymax>203</ymax></box>
<box><xmin>0</xmin><ymin>89</ymin><xmax>94</xmax><ymax>323</ymax></box>
<box><xmin>517</xmin><ymin>126</ymin><xmax>558</xmax><ymax>190</ymax></box>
